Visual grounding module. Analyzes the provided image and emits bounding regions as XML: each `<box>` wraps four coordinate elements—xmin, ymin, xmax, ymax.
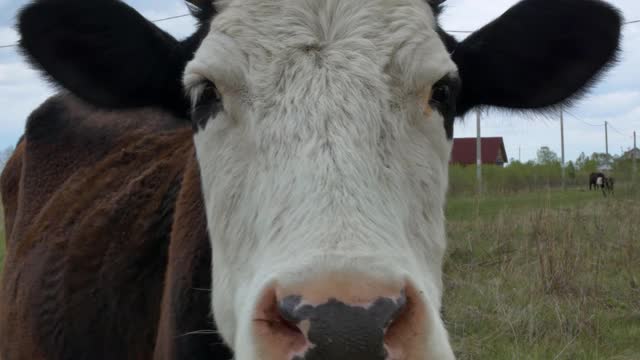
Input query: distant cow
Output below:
<box><xmin>0</xmin><ymin>0</ymin><xmax>622</xmax><ymax>359</ymax></box>
<box><xmin>589</xmin><ymin>172</ymin><xmax>614</xmax><ymax>197</ymax></box>
<box><xmin>590</xmin><ymin>172</ymin><xmax>607</xmax><ymax>191</ymax></box>
<box><xmin>605</xmin><ymin>176</ymin><xmax>615</xmax><ymax>195</ymax></box>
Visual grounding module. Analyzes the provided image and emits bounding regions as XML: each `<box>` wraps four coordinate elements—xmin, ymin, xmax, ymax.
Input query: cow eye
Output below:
<box><xmin>191</xmin><ymin>81</ymin><xmax>222</xmax><ymax>131</ymax></box>
<box><xmin>429</xmin><ymin>76</ymin><xmax>459</xmax><ymax>110</ymax></box>
<box><xmin>429</xmin><ymin>75</ymin><xmax>460</xmax><ymax>139</ymax></box>
<box><xmin>431</xmin><ymin>82</ymin><xmax>451</xmax><ymax>106</ymax></box>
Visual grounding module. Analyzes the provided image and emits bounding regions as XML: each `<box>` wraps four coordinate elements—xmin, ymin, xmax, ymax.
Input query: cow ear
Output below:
<box><xmin>452</xmin><ymin>0</ymin><xmax>622</xmax><ymax>116</ymax></box>
<box><xmin>18</xmin><ymin>0</ymin><xmax>190</xmax><ymax>116</ymax></box>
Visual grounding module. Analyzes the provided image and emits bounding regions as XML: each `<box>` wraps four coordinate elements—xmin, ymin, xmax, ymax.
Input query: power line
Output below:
<box><xmin>566</xmin><ymin>111</ymin><xmax>633</xmax><ymax>139</ymax></box>
<box><xmin>564</xmin><ymin>110</ymin><xmax>602</xmax><ymax>128</ymax></box>
<box><xmin>566</xmin><ymin>109</ymin><xmax>634</xmax><ymax>142</ymax></box>
<box><xmin>149</xmin><ymin>13</ymin><xmax>191</xmax><ymax>23</ymax></box>
<box><xmin>608</xmin><ymin>123</ymin><xmax>633</xmax><ymax>138</ymax></box>
<box><xmin>1</xmin><ymin>16</ymin><xmax>639</xmax><ymax>49</ymax></box>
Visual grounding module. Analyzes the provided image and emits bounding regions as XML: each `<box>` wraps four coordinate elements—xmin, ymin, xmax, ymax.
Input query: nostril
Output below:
<box><xmin>254</xmin><ymin>290</ymin><xmax>306</xmax><ymax>344</ymax></box>
<box><xmin>384</xmin><ymin>286</ymin><xmax>425</xmax><ymax>358</ymax></box>
<box><xmin>277</xmin><ymin>295</ymin><xmax>305</xmax><ymax>325</ymax></box>
<box><xmin>371</xmin><ymin>290</ymin><xmax>407</xmax><ymax>331</ymax></box>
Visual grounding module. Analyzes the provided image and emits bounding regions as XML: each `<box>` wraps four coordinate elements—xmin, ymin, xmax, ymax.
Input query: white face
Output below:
<box><xmin>184</xmin><ymin>0</ymin><xmax>458</xmax><ymax>358</ymax></box>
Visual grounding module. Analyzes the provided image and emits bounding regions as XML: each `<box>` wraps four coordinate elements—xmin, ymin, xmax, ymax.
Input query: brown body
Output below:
<box><xmin>0</xmin><ymin>94</ymin><xmax>231</xmax><ymax>360</ymax></box>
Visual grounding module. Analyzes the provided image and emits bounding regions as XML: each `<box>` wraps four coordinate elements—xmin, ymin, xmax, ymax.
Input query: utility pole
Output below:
<box><xmin>605</xmin><ymin>121</ymin><xmax>609</xmax><ymax>157</ymax></box>
<box><xmin>476</xmin><ymin>109</ymin><xmax>482</xmax><ymax>194</ymax></box>
<box><xmin>560</xmin><ymin>108</ymin><xmax>566</xmax><ymax>190</ymax></box>
<box><xmin>633</xmin><ymin>131</ymin><xmax>637</xmax><ymax>184</ymax></box>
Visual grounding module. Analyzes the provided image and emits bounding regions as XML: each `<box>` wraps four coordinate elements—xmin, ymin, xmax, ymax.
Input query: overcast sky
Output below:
<box><xmin>0</xmin><ymin>0</ymin><xmax>638</xmax><ymax>162</ymax></box>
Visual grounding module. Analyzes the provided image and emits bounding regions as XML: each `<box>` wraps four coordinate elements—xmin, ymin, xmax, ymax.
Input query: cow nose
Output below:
<box><xmin>253</xmin><ymin>278</ymin><xmax>416</xmax><ymax>360</ymax></box>
<box><xmin>277</xmin><ymin>293</ymin><xmax>406</xmax><ymax>358</ymax></box>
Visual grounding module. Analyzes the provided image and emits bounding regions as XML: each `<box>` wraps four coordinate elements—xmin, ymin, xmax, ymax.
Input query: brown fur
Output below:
<box><xmin>0</xmin><ymin>94</ymin><xmax>231</xmax><ymax>359</ymax></box>
<box><xmin>1</xmin><ymin>139</ymin><xmax>24</xmax><ymax>242</ymax></box>
<box><xmin>153</xmin><ymin>151</ymin><xmax>232</xmax><ymax>360</ymax></box>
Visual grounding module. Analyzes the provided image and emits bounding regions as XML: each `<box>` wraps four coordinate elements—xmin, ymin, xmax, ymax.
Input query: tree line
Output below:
<box><xmin>449</xmin><ymin>146</ymin><xmax>639</xmax><ymax>195</ymax></box>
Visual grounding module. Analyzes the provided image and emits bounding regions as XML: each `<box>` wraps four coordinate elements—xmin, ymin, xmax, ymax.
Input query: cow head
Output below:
<box><xmin>18</xmin><ymin>0</ymin><xmax>621</xmax><ymax>358</ymax></box>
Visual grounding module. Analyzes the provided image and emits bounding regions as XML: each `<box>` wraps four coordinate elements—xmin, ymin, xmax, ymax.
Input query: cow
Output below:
<box><xmin>605</xmin><ymin>176</ymin><xmax>615</xmax><ymax>195</ymax></box>
<box><xmin>0</xmin><ymin>0</ymin><xmax>622</xmax><ymax>359</ymax></box>
<box><xmin>589</xmin><ymin>171</ymin><xmax>613</xmax><ymax>196</ymax></box>
<box><xmin>589</xmin><ymin>171</ymin><xmax>607</xmax><ymax>191</ymax></box>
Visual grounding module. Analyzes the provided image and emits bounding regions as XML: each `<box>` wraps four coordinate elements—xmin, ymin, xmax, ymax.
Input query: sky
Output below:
<box><xmin>0</xmin><ymin>0</ymin><xmax>638</xmax><ymax>162</ymax></box>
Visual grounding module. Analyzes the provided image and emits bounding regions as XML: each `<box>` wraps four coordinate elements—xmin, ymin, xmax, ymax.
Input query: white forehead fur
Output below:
<box><xmin>186</xmin><ymin>0</ymin><xmax>456</xmax><ymax>92</ymax></box>
<box><xmin>185</xmin><ymin>0</ymin><xmax>457</xmax><ymax>358</ymax></box>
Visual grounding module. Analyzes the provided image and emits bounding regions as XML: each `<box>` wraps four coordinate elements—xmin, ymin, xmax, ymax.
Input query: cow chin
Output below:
<box><xmin>211</xmin><ymin>255</ymin><xmax>455</xmax><ymax>360</ymax></box>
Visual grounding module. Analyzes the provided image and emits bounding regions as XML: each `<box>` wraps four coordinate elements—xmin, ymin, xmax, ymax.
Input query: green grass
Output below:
<box><xmin>447</xmin><ymin>186</ymin><xmax>607</xmax><ymax>222</ymax></box>
<box><xmin>444</xmin><ymin>185</ymin><xmax>640</xmax><ymax>359</ymax></box>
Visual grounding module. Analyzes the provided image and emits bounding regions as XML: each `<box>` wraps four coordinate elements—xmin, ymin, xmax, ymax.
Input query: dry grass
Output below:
<box><xmin>444</xmin><ymin>185</ymin><xmax>640</xmax><ymax>359</ymax></box>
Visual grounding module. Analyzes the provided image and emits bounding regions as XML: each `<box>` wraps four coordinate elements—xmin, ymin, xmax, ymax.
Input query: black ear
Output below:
<box><xmin>451</xmin><ymin>0</ymin><xmax>623</xmax><ymax>116</ymax></box>
<box><xmin>18</xmin><ymin>0</ymin><xmax>202</xmax><ymax>117</ymax></box>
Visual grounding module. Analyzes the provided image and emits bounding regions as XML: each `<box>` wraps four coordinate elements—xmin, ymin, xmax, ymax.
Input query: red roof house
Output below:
<box><xmin>450</xmin><ymin>137</ymin><xmax>508</xmax><ymax>166</ymax></box>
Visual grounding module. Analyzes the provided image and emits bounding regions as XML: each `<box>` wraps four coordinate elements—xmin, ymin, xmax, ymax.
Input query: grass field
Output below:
<box><xmin>444</xmin><ymin>185</ymin><xmax>640</xmax><ymax>359</ymax></box>
<box><xmin>0</xmin><ymin>186</ymin><xmax>638</xmax><ymax>358</ymax></box>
